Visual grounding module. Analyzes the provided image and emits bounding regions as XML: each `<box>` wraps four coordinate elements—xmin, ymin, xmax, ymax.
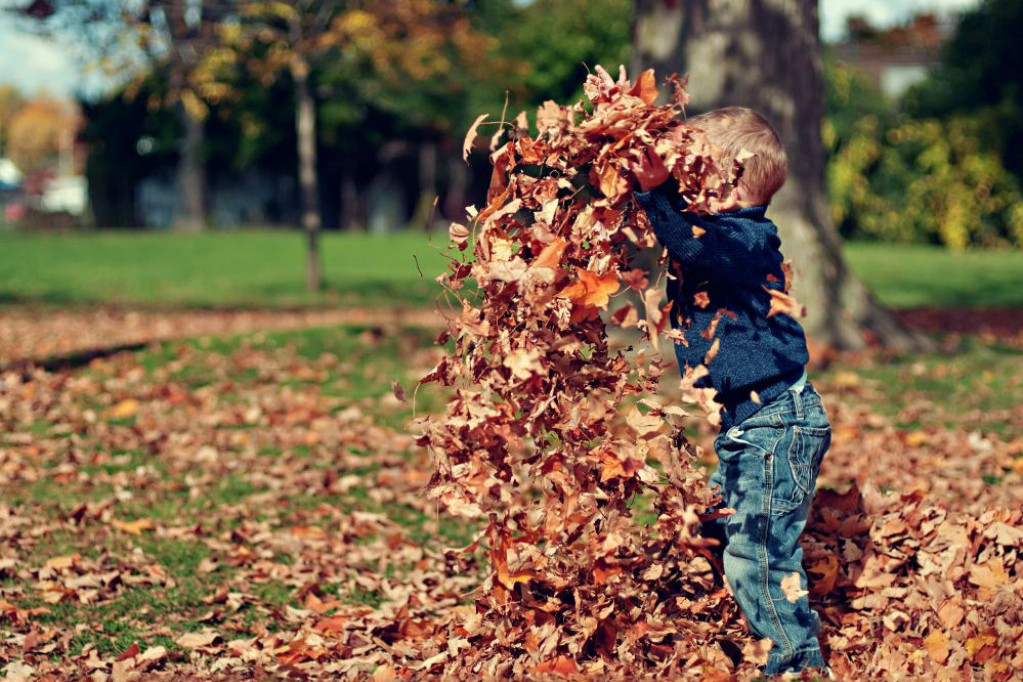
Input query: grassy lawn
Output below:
<box><xmin>0</xmin><ymin>230</ymin><xmax>451</xmax><ymax>309</ymax></box>
<box><xmin>842</xmin><ymin>241</ymin><xmax>1023</xmax><ymax>308</ymax></box>
<box><xmin>0</xmin><ymin>230</ymin><xmax>1020</xmax><ymax>309</ymax></box>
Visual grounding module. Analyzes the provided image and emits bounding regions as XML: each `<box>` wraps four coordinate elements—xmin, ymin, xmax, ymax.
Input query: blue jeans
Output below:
<box><xmin>704</xmin><ymin>381</ymin><xmax>831</xmax><ymax>675</ymax></box>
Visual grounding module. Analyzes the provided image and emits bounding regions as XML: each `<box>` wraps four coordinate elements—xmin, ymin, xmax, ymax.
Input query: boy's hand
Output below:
<box><xmin>629</xmin><ymin>144</ymin><xmax>671</xmax><ymax>192</ymax></box>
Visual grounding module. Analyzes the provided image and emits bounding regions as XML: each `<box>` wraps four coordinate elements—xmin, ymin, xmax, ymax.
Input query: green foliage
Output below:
<box><xmin>824</xmin><ymin>60</ymin><xmax>1023</xmax><ymax>249</ymax></box>
<box><xmin>903</xmin><ymin>0</ymin><xmax>1023</xmax><ymax>177</ymax></box>
<box><xmin>495</xmin><ymin>0</ymin><xmax>632</xmax><ymax>108</ymax></box>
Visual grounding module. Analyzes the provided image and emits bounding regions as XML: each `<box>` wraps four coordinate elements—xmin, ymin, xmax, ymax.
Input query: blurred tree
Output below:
<box><xmin>78</xmin><ymin>77</ymin><xmax>179</xmax><ymax>227</ymax></box>
<box><xmin>0</xmin><ymin>85</ymin><xmax>27</xmax><ymax>158</ymax></box>
<box><xmin>903</xmin><ymin>0</ymin><xmax>1023</xmax><ymax>178</ymax></box>
<box><xmin>632</xmin><ymin>0</ymin><xmax>918</xmax><ymax>350</ymax></box>
<box><xmin>222</xmin><ymin>0</ymin><xmax>500</xmax><ymax>289</ymax></box>
<box><xmin>5</xmin><ymin>95</ymin><xmax>76</xmax><ymax>173</ymax></box>
<box><xmin>495</xmin><ymin>0</ymin><xmax>632</xmax><ymax>108</ymax></box>
<box><xmin>825</xmin><ymin>60</ymin><xmax>1023</xmax><ymax>249</ymax></box>
<box><xmin>12</xmin><ymin>0</ymin><xmax>239</xmax><ymax>232</ymax></box>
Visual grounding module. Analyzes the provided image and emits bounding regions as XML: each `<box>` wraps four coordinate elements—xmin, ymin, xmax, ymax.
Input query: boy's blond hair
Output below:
<box><xmin>686</xmin><ymin>107</ymin><xmax>788</xmax><ymax>206</ymax></box>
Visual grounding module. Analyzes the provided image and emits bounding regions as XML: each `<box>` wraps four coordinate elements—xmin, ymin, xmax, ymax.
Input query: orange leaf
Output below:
<box><xmin>535</xmin><ymin>655</ymin><xmax>578</xmax><ymax>676</ymax></box>
<box><xmin>111</xmin><ymin>518</ymin><xmax>154</xmax><ymax>535</ymax></box>
<box><xmin>105</xmin><ymin>399</ymin><xmax>139</xmax><ymax>419</ymax></box>
<box><xmin>764</xmin><ymin>287</ymin><xmax>805</xmax><ymax>319</ymax></box>
<box><xmin>630</xmin><ymin>68</ymin><xmax>659</xmax><ymax>105</ymax></box>
<box><xmin>43</xmin><ymin>554</ymin><xmax>79</xmax><ymax>571</ymax></box>
<box><xmin>924</xmin><ymin>630</ymin><xmax>950</xmax><ymax>665</ymax></box>
<box><xmin>559</xmin><ymin>268</ymin><xmax>620</xmax><ymax>319</ymax></box>
<box><xmin>531</xmin><ymin>237</ymin><xmax>568</xmax><ymax>272</ymax></box>
<box><xmin>312</xmin><ymin>615</ymin><xmax>347</xmax><ymax>635</ymax></box>
<box><xmin>808</xmin><ymin>555</ymin><xmax>839</xmax><ymax>595</ymax></box>
<box><xmin>592</xmin><ymin>561</ymin><xmax>623</xmax><ymax>585</ymax></box>
<box><xmin>290</xmin><ymin>525</ymin><xmax>327</xmax><ymax>540</ymax></box>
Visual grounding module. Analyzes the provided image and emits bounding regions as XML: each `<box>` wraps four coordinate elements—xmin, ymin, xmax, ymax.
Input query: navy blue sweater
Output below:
<box><xmin>635</xmin><ymin>186</ymin><xmax>809</xmax><ymax>430</ymax></box>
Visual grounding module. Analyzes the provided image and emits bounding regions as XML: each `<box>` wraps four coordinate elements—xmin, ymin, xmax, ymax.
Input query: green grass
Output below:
<box><xmin>842</xmin><ymin>242</ymin><xmax>1023</xmax><ymax>308</ymax></box>
<box><xmin>1</xmin><ymin>231</ymin><xmax>1019</xmax><ymax>310</ymax></box>
<box><xmin>0</xmin><ymin>230</ymin><xmax>452</xmax><ymax>309</ymax></box>
<box><xmin>818</xmin><ymin>337</ymin><xmax>1023</xmax><ymax>433</ymax></box>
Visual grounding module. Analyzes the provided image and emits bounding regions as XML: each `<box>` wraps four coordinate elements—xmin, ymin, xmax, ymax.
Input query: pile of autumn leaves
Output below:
<box><xmin>418</xmin><ymin>67</ymin><xmax>755</xmax><ymax>678</ymax></box>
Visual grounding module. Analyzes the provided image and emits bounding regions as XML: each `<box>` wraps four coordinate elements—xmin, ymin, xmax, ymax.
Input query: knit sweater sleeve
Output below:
<box><xmin>634</xmin><ymin>187</ymin><xmax>776</xmax><ymax>284</ymax></box>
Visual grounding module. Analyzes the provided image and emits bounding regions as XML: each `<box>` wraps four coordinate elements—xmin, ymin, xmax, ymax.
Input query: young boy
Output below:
<box><xmin>631</xmin><ymin>107</ymin><xmax>832</xmax><ymax>677</ymax></box>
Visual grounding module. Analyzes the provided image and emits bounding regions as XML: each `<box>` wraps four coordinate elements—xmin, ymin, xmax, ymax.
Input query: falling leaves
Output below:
<box><xmin>418</xmin><ymin>65</ymin><xmax>760</xmax><ymax>678</ymax></box>
<box><xmin>462</xmin><ymin>113</ymin><xmax>489</xmax><ymax>162</ymax></box>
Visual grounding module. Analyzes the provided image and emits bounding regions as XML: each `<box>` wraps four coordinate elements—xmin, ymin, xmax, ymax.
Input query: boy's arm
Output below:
<box><xmin>634</xmin><ymin>186</ymin><xmax>777</xmax><ymax>284</ymax></box>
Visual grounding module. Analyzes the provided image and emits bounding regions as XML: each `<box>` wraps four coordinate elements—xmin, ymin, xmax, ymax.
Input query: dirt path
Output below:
<box><xmin>1</xmin><ymin>304</ymin><xmax>1019</xmax><ymax>369</ymax></box>
<box><xmin>0</xmin><ymin>305</ymin><xmax>447</xmax><ymax>368</ymax></box>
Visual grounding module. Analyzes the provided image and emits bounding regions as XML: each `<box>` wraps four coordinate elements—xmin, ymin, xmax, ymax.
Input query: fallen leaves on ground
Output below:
<box><xmin>0</xmin><ymin>306</ymin><xmax>443</xmax><ymax>369</ymax></box>
<box><xmin>0</xmin><ymin>309</ymin><xmax>1018</xmax><ymax>678</ymax></box>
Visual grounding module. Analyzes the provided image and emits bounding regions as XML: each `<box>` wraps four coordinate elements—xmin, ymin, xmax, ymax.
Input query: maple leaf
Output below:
<box><xmin>558</xmin><ymin>268</ymin><xmax>620</xmax><ymax>321</ymax></box>
<box><xmin>535</xmin><ymin>655</ymin><xmax>578</xmax><ymax>676</ymax></box>
<box><xmin>529</xmin><ymin>237</ymin><xmax>568</xmax><ymax>275</ymax></box>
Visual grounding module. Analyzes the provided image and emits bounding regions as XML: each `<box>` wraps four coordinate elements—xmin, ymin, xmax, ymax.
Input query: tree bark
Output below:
<box><xmin>291</xmin><ymin>55</ymin><xmax>322</xmax><ymax>292</ymax></box>
<box><xmin>174</xmin><ymin>103</ymin><xmax>206</xmax><ymax>233</ymax></box>
<box><xmin>632</xmin><ymin>0</ymin><xmax>921</xmax><ymax>350</ymax></box>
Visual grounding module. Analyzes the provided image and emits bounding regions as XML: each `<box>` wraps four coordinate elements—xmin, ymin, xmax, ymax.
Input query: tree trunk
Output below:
<box><xmin>412</xmin><ymin>139</ymin><xmax>438</xmax><ymax>230</ymax></box>
<box><xmin>291</xmin><ymin>56</ymin><xmax>322</xmax><ymax>292</ymax></box>
<box><xmin>339</xmin><ymin>164</ymin><xmax>362</xmax><ymax>231</ymax></box>
<box><xmin>174</xmin><ymin>103</ymin><xmax>206</xmax><ymax>232</ymax></box>
<box><xmin>632</xmin><ymin>0</ymin><xmax>921</xmax><ymax>350</ymax></box>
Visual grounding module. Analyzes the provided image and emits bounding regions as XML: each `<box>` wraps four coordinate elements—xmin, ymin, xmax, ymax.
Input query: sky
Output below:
<box><xmin>0</xmin><ymin>0</ymin><xmax>985</xmax><ymax>101</ymax></box>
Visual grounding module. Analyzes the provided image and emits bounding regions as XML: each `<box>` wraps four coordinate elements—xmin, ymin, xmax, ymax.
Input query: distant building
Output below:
<box><xmin>832</xmin><ymin>13</ymin><xmax>954</xmax><ymax>98</ymax></box>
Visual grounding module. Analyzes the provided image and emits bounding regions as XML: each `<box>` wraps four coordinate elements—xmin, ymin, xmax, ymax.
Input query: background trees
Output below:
<box><xmin>825</xmin><ymin>0</ymin><xmax>1023</xmax><ymax>250</ymax></box>
<box><xmin>6</xmin><ymin>0</ymin><xmax>1019</xmax><ymax>314</ymax></box>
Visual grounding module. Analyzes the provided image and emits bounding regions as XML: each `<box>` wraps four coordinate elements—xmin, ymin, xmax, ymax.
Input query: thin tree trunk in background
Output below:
<box><xmin>340</xmin><ymin>165</ymin><xmax>361</xmax><ymax>231</ymax></box>
<box><xmin>292</xmin><ymin>55</ymin><xmax>322</xmax><ymax>292</ymax></box>
<box><xmin>632</xmin><ymin>0</ymin><xmax>920</xmax><ymax>350</ymax></box>
<box><xmin>174</xmin><ymin>102</ymin><xmax>206</xmax><ymax>232</ymax></box>
<box><xmin>412</xmin><ymin>139</ymin><xmax>438</xmax><ymax>230</ymax></box>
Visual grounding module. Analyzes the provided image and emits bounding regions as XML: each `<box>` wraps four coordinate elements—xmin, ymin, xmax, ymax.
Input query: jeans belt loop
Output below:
<box><xmin>792</xmin><ymin>381</ymin><xmax>804</xmax><ymax>420</ymax></box>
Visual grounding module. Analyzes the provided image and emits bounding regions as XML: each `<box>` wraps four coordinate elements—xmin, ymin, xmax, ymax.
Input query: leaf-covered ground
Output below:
<box><xmin>0</xmin><ymin>309</ymin><xmax>1020</xmax><ymax>680</ymax></box>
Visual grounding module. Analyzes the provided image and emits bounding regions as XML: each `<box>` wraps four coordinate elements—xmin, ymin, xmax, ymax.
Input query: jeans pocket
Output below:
<box><xmin>772</xmin><ymin>424</ymin><xmax>830</xmax><ymax>515</ymax></box>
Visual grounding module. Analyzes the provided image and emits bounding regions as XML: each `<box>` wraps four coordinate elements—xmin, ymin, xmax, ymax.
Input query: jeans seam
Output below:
<box><xmin>760</xmin><ymin>450</ymin><xmax>794</xmax><ymax>658</ymax></box>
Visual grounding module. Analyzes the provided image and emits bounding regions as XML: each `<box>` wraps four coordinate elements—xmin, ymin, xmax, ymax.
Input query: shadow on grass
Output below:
<box><xmin>0</xmin><ymin>342</ymin><xmax>151</xmax><ymax>375</ymax></box>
